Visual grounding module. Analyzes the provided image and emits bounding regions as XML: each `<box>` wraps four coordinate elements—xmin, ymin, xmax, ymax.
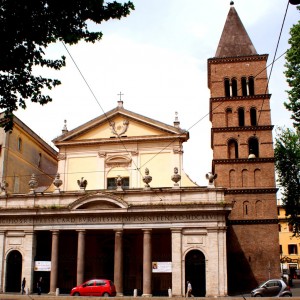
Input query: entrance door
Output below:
<box><xmin>6</xmin><ymin>250</ymin><xmax>22</xmax><ymax>292</ymax></box>
<box><xmin>185</xmin><ymin>249</ymin><xmax>205</xmax><ymax>296</ymax></box>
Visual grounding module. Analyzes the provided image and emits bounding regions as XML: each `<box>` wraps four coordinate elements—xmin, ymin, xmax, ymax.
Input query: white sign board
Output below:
<box><xmin>34</xmin><ymin>261</ymin><xmax>51</xmax><ymax>271</ymax></box>
<box><xmin>152</xmin><ymin>262</ymin><xmax>172</xmax><ymax>273</ymax></box>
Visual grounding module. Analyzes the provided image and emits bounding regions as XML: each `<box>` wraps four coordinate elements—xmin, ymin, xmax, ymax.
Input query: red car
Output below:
<box><xmin>70</xmin><ymin>279</ymin><xmax>116</xmax><ymax>297</ymax></box>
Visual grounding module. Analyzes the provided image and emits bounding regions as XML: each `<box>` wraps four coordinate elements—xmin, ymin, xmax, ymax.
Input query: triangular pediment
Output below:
<box><xmin>53</xmin><ymin>104</ymin><xmax>187</xmax><ymax>144</ymax></box>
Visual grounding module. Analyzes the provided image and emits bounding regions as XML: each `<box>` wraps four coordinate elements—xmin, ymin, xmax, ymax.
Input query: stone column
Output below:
<box><xmin>49</xmin><ymin>230</ymin><xmax>59</xmax><ymax>294</ymax></box>
<box><xmin>114</xmin><ymin>230</ymin><xmax>123</xmax><ymax>296</ymax></box>
<box><xmin>77</xmin><ymin>230</ymin><xmax>86</xmax><ymax>286</ymax></box>
<box><xmin>142</xmin><ymin>229</ymin><xmax>152</xmax><ymax>297</ymax></box>
<box><xmin>0</xmin><ymin>231</ymin><xmax>5</xmax><ymax>292</ymax></box>
<box><xmin>171</xmin><ymin>228</ymin><xmax>182</xmax><ymax>296</ymax></box>
<box><xmin>206</xmin><ymin>227</ymin><xmax>222</xmax><ymax>297</ymax></box>
<box><xmin>23</xmin><ymin>231</ymin><xmax>36</xmax><ymax>294</ymax></box>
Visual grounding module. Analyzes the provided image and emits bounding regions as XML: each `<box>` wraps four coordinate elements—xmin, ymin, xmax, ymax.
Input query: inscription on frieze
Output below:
<box><xmin>0</xmin><ymin>213</ymin><xmax>218</xmax><ymax>226</ymax></box>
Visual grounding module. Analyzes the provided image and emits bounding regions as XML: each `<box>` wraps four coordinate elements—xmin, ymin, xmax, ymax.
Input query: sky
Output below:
<box><xmin>15</xmin><ymin>0</ymin><xmax>299</xmax><ymax>186</ymax></box>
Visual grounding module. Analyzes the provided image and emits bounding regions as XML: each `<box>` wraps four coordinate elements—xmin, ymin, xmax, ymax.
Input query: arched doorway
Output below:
<box><xmin>6</xmin><ymin>250</ymin><xmax>22</xmax><ymax>292</ymax></box>
<box><xmin>185</xmin><ymin>249</ymin><xmax>206</xmax><ymax>296</ymax></box>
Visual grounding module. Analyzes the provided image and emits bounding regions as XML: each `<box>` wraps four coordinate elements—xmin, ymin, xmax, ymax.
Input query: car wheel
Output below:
<box><xmin>282</xmin><ymin>294</ymin><xmax>292</xmax><ymax>297</ymax></box>
<box><xmin>73</xmin><ymin>292</ymin><xmax>80</xmax><ymax>296</ymax></box>
<box><xmin>103</xmin><ymin>292</ymin><xmax>110</xmax><ymax>297</ymax></box>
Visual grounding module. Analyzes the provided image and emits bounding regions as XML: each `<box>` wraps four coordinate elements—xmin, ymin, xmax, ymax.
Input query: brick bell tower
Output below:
<box><xmin>207</xmin><ymin>2</ymin><xmax>281</xmax><ymax>294</ymax></box>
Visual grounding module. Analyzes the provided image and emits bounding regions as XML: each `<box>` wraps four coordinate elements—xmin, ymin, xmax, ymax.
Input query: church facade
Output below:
<box><xmin>0</xmin><ymin>3</ymin><xmax>280</xmax><ymax>297</ymax></box>
<box><xmin>0</xmin><ymin>100</ymin><xmax>230</xmax><ymax>297</ymax></box>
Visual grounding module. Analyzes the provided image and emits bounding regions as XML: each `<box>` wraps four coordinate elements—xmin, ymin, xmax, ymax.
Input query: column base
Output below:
<box><xmin>116</xmin><ymin>292</ymin><xmax>124</xmax><ymax>297</ymax></box>
<box><xmin>142</xmin><ymin>294</ymin><xmax>152</xmax><ymax>297</ymax></box>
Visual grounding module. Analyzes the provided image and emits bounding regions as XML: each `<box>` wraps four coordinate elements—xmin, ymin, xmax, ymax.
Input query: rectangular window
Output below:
<box><xmin>107</xmin><ymin>177</ymin><xmax>129</xmax><ymax>190</ymax></box>
<box><xmin>280</xmin><ymin>245</ymin><xmax>282</xmax><ymax>254</ymax></box>
<box><xmin>13</xmin><ymin>176</ymin><xmax>20</xmax><ymax>193</ymax></box>
<box><xmin>288</xmin><ymin>244</ymin><xmax>298</xmax><ymax>255</ymax></box>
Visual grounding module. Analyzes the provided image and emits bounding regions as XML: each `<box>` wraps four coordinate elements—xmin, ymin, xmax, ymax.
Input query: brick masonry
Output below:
<box><xmin>208</xmin><ymin>55</ymin><xmax>281</xmax><ymax>294</ymax></box>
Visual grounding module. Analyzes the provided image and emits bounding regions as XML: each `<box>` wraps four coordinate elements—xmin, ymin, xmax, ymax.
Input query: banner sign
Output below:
<box><xmin>152</xmin><ymin>261</ymin><xmax>172</xmax><ymax>273</ymax></box>
<box><xmin>34</xmin><ymin>261</ymin><xmax>51</xmax><ymax>271</ymax></box>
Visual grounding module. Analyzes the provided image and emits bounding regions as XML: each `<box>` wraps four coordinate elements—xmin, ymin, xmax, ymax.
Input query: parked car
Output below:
<box><xmin>251</xmin><ymin>279</ymin><xmax>292</xmax><ymax>297</ymax></box>
<box><xmin>70</xmin><ymin>279</ymin><xmax>116</xmax><ymax>297</ymax></box>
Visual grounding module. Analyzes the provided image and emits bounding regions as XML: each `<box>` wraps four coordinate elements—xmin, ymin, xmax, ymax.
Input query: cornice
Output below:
<box><xmin>210</xmin><ymin>94</ymin><xmax>271</xmax><ymax>102</ymax></box>
<box><xmin>208</xmin><ymin>54</ymin><xmax>268</xmax><ymax>64</ymax></box>
<box><xmin>54</xmin><ymin>134</ymin><xmax>188</xmax><ymax>147</ymax></box>
<box><xmin>227</xmin><ymin>218</ymin><xmax>278</xmax><ymax>225</ymax></box>
<box><xmin>212</xmin><ymin>125</ymin><xmax>274</xmax><ymax>132</ymax></box>
<box><xmin>225</xmin><ymin>188</ymin><xmax>278</xmax><ymax>195</ymax></box>
<box><xmin>213</xmin><ymin>158</ymin><xmax>275</xmax><ymax>164</ymax></box>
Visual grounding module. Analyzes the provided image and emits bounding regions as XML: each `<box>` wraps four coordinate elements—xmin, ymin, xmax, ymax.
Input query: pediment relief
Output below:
<box><xmin>69</xmin><ymin>193</ymin><xmax>128</xmax><ymax>210</ymax></box>
<box><xmin>105</xmin><ymin>155</ymin><xmax>132</xmax><ymax>167</ymax></box>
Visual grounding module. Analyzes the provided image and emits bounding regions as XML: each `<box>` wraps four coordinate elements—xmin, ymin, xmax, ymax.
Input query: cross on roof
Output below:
<box><xmin>117</xmin><ymin>92</ymin><xmax>124</xmax><ymax>101</ymax></box>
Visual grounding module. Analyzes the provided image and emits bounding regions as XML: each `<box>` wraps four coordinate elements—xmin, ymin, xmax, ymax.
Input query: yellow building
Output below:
<box><xmin>53</xmin><ymin>101</ymin><xmax>196</xmax><ymax>191</ymax></box>
<box><xmin>278</xmin><ymin>203</ymin><xmax>300</xmax><ymax>278</ymax></box>
<box><xmin>0</xmin><ymin>114</ymin><xmax>58</xmax><ymax>193</ymax></box>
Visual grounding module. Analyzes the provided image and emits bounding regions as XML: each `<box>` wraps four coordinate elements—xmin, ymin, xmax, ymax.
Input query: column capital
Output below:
<box><xmin>142</xmin><ymin>229</ymin><xmax>152</xmax><ymax>233</ymax></box>
<box><xmin>171</xmin><ymin>228</ymin><xmax>182</xmax><ymax>233</ymax></box>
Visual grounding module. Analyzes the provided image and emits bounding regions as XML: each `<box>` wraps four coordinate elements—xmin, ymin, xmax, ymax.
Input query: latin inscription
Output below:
<box><xmin>0</xmin><ymin>213</ymin><xmax>217</xmax><ymax>226</ymax></box>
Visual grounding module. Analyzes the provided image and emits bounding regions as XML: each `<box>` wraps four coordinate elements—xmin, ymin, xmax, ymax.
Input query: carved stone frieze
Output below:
<box><xmin>0</xmin><ymin>212</ymin><xmax>221</xmax><ymax>226</ymax></box>
<box><xmin>109</xmin><ymin>119</ymin><xmax>129</xmax><ymax>136</ymax></box>
<box><xmin>57</xmin><ymin>153</ymin><xmax>66</xmax><ymax>161</ymax></box>
<box><xmin>173</xmin><ymin>146</ymin><xmax>183</xmax><ymax>154</ymax></box>
<box><xmin>105</xmin><ymin>155</ymin><xmax>132</xmax><ymax>167</ymax></box>
<box><xmin>98</xmin><ymin>151</ymin><xmax>106</xmax><ymax>158</ymax></box>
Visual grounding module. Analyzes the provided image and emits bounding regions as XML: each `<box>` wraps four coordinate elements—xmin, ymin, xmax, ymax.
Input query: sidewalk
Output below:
<box><xmin>291</xmin><ymin>278</ymin><xmax>300</xmax><ymax>296</ymax></box>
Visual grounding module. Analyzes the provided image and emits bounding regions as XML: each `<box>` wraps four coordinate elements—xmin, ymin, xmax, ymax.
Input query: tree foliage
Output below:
<box><xmin>274</xmin><ymin>127</ymin><xmax>300</xmax><ymax>236</ymax></box>
<box><xmin>0</xmin><ymin>0</ymin><xmax>134</xmax><ymax>131</ymax></box>
<box><xmin>284</xmin><ymin>5</ymin><xmax>300</xmax><ymax>130</ymax></box>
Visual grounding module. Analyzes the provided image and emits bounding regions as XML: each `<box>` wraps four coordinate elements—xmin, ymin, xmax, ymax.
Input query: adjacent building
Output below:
<box><xmin>0</xmin><ymin>114</ymin><xmax>57</xmax><ymax>194</ymax></box>
<box><xmin>278</xmin><ymin>204</ymin><xmax>300</xmax><ymax>278</ymax></box>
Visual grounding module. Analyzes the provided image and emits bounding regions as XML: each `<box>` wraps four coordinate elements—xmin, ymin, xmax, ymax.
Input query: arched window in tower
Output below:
<box><xmin>232</xmin><ymin>78</ymin><xmax>238</xmax><ymax>96</ymax></box>
<box><xmin>226</xmin><ymin>108</ymin><xmax>233</xmax><ymax>127</ymax></box>
<box><xmin>241</xmin><ymin>77</ymin><xmax>247</xmax><ymax>96</ymax></box>
<box><xmin>250</xmin><ymin>107</ymin><xmax>257</xmax><ymax>126</ymax></box>
<box><xmin>242</xmin><ymin>169</ymin><xmax>248</xmax><ymax>187</ymax></box>
<box><xmin>248</xmin><ymin>76</ymin><xmax>255</xmax><ymax>95</ymax></box>
<box><xmin>243</xmin><ymin>201</ymin><xmax>250</xmax><ymax>216</ymax></box>
<box><xmin>228</xmin><ymin>139</ymin><xmax>238</xmax><ymax>159</ymax></box>
<box><xmin>238</xmin><ymin>107</ymin><xmax>245</xmax><ymax>126</ymax></box>
<box><xmin>254</xmin><ymin>168</ymin><xmax>261</xmax><ymax>186</ymax></box>
<box><xmin>224</xmin><ymin>78</ymin><xmax>230</xmax><ymax>97</ymax></box>
<box><xmin>229</xmin><ymin>169</ymin><xmax>236</xmax><ymax>188</ymax></box>
<box><xmin>255</xmin><ymin>200</ymin><xmax>263</xmax><ymax>217</ymax></box>
<box><xmin>248</xmin><ymin>137</ymin><xmax>259</xmax><ymax>158</ymax></box>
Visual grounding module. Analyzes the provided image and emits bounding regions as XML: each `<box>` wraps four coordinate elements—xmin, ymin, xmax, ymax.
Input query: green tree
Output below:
<box><xmin>284</xmin><ymin>5</ymin><xmax>300</xmax><ymax>130</ymax></box>
<box><xmin>274</xmin><ymin>127</ymin><xmax>300</xmax><ymax>236</ymax></box>
<box><xmin>0</xmin><ymin>0</ymin><xmax>134</xmax><ymax>131</ymax></box>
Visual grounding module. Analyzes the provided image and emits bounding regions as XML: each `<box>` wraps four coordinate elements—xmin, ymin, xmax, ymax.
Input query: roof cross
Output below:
<box><xmin>117</xmin><ymin>92</ymin><xmax>124</xmax><ymax>101</ymax></box>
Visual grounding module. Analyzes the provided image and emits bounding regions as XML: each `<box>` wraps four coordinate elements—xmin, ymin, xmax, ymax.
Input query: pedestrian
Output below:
<box><xmin>37</xmin><ymin>277</ymin><xmax>42</xmax><ymax>295</ymax></box>
<box><xmin>21</xmin><ymin>277</ymin><xmax>26</xmax><ymax>294</ymax></box>
<box><xmin>186</xmin><ymin>281</ymin><xmax>193</xmax><ymax>297</ymax></box>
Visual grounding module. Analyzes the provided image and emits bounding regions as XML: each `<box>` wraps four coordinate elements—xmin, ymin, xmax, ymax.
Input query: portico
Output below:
<box><xmin>0</xmin><ymin>187</ymin><xmax>230</xmax><ymax>297</ymax></box>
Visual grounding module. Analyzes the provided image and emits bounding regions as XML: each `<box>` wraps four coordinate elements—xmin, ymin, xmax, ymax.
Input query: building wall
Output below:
<box><xmin>0</xmin><ymin>120</ymin><xmax>58</xmax><ymax>193</ymax></box>
<box><xmin>278</xmin><ymin>206</ymin><xmax>300</xmax><ymax>277</ymax></box>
